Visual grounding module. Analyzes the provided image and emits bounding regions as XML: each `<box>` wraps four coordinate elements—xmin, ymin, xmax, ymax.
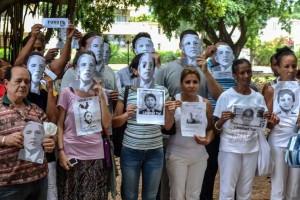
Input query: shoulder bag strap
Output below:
<box><xmin>122</xmin><ymin>85</ymin><xmax>130</xmax><ymax>113</ymax></box>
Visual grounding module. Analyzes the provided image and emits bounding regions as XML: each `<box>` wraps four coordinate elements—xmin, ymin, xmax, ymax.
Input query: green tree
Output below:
<box><xmin>143</xmin><ymin>0</ymin><xmax>295</xmax><ymax>57</ymax></box>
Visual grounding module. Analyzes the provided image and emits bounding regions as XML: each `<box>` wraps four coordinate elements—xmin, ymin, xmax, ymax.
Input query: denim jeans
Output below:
<box><xmin>121</xmin><ymin>146</ymin><xmax>163</xmax><ymax>200</ymax></box>
<box><xmin>0</xmin><ymin>176</ymin><xmax>48</xmax><ymax>200</ymax></box>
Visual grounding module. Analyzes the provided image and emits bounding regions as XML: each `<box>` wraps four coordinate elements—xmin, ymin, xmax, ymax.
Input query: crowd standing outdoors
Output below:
<box><xmin>0</xmin><ymin>19</ymin><xmax>299</xmax><ymax>200</ymax></box>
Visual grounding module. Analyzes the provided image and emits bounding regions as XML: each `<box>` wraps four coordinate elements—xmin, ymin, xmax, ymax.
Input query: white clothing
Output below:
<box><xmin>166</xmin><ymin>153</ymin><xmax>207</xmax><ymax>200</ymax></box>
<box><xmin>214</xmin><ymin>87</ymin><xmax>267</xmax><ymax>153</ymax></box>
<box><xmin>270</xmin><ymin>146</ymin><xmax>300</xmax><ymax>200</ymax></box>
<box><xmin>218</xmin><ymin>151</ymin><xmax>258</xmax><ymax>200</ymax></box>
<box><xmin>167</xmin><ymin>94</ymin><xmax>208</xmax><ymax>158</ymax></box>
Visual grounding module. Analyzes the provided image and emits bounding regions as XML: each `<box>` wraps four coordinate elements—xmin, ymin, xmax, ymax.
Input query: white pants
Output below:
<box><xmin>47</xmin><ymin>161</ymin><xmax>58</xmax><ymax>200</ymax></box>
<box><xmin>218</xmin><ymin>151</ymin><xmax>258</xmax><ymax>200</ymax></box>
<box><xmin>270</xmin><ymin>146</ymin><xmax>300</xmax><ymax>200</ymax></box>
<box><xmin>166</xmin><ymin>153</ymin><xmax>208</xmax><ymax>200</ymax></box>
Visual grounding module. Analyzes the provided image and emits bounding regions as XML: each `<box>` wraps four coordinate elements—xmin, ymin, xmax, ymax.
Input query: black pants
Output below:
<box><xmin>200</xmin><ymin>134</ymin><xmax>220</xmax><ymax>200</ymax></box>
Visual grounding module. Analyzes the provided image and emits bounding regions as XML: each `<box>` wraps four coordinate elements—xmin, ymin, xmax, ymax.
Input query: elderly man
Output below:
<box><xmin>0</xmin><ymin>66</ymin><xmax>55</xmax><ymax>199</ymax></box>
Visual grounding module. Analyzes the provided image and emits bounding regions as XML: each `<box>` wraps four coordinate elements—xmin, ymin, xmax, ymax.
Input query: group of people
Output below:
<box><xmin>0</xmin><ymin>21</ymin><xmax>299</xmax><ymax>200</ymax></box>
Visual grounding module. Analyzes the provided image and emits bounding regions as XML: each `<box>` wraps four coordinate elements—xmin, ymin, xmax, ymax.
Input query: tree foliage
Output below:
<box><xmin>144</xmin><ymin>0</ymin><xmax>295</xmax><ymax>57</ymax></box>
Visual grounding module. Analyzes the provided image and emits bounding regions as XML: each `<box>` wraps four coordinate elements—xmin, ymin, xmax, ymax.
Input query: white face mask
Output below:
<box><xmin>103</xmin><ymin>43</ymin><xmax>111</xmax><ymax>65</ymax></box>
<box><xmin>77</xmin><ymin>54</ymin><xmax>96</xmax><ymax>84</ymax></box>
<box><xmin>89</xmin><ymin>36</ymin><xmax>104</xmax><ymax>72</ymax></box>
<box><xmin>27</xmin><ymin>55</ymin><xmax>46</xmax><ymax>83</ymax></box>
<box><xmin>134</xmin><ymin>37</ymin><xmax>154</xmax><ymax>55</ymax></box>
<box><xmin>135</xmin><ymin>53</ymin><xmax>154</xmax><ymax>88</ymax></box>
<box><xmin>181</xmin><ymin>34</ymin><xmax>202</xmax><ymax>59</ymax></box>
<box><xmin>215</xmin><ymin>45</ymin><xmax>234</xmax><ymax>67</ymax></box>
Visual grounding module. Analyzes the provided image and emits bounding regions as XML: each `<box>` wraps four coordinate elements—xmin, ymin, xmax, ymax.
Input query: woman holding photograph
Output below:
<box><xmin>264</xmin><ymin>46</ymin><xmax>300</xmax><ymax>199</ymax></box>
<box><xmin>213</xmin><ymin>58</ymin><xmax>276</xmax><ymax>199</ymax></box>
<box><xmin>164</xmin><ymin>67</ymin><xmax>214</xmax><ymax>199</ymax></box>
<box><xmin>57</xmin><ymin>50</ymin><xmax>111</xmax><ymax>200</ymax></box>
<box><xmin>112</xmin><ymin>53</ymin><xmax>169</xmax><ymax>200</ymax></box>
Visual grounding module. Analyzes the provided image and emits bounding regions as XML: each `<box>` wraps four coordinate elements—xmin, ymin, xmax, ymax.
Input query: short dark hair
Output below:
<box><xmin>232</xmin><ymin>58</ymin><xmax>252</xmax><ymax>75</ymax></box>
<box><xmin>129</xmin><ymin>53</ymin><xmax>155</xmax><ymax>79</ymax></box>
<box><xmin>4</xmin><ymin>66</ymin><xmax>29</xmax><ymax>81</ymax></box>
<box><xmin>81</xmin><ymin>32</ymin><xmax>100</xmax><ymax>48</ymax></box>
<box><xmin>277</xmin><ymin>89</ymin><xmax>295</xmax><ymax>103</ymax></box>
<box><xmin>180</xmin><ymin>30</ymin><xmax>199</xmax><ymax>43</ymax></box>
<box><xmin>25</xmin><ymin>52</ymin><xmax>45</xmax><ymax>67</ymax></box>
<box><xmin>73</xmin><ymin>50</ymin><xmax>96</xmax><ymax>67</ymax></box>
<box><xmin>132</xmin><ymin>32</ymin><xmax>151</xmax><ymax>50</ymax></box>
<box><xmin>22</xmin><ymin>32</ymin><xmax>46</xmax><ymax>48</ymax></box>
<box><xmin>144</xmin><ymin>93</ymin><xmax>156</xmax><ymax>102</ymax></box>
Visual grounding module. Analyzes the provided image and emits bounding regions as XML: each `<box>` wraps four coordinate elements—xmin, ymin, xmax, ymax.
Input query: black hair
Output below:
<box><xmin>274</xmin><ymin>46</ymin><xmax>297</xmax><ymax>67</ymax></box>
<box><xmin>132</xmin><ymin>32</ymin><xmax>151</xmax><ymax>50</ymax></box>
<box><xmin>25</xmin><ymin>52</ymin><xmax>45</xmax><ymax>67</ymax></box>
<box><xmin>72</xmin><ymin>50</ymin><xmax>96</xmax><ymax>67</ymax></box>
<box><xmin>81</xmin><ymin>32</ymin><xmax>100</xmax><ymax>48</ymax></box>
<box><xmin>180</xmin><ymin>29</ymin><xmax>199</xmax><ymax>43</ymax></box>
<box><xmin>129</xmin><ymin>53</ymin><xmax>155</xmax><ymax>79</ymax></box>
<box><xmin>277</xmin><ymin>89</ymin><xmax>295</xmax><ymax>103</ymax></box>
<box><xmin>22</xmin><ymin>32</ymin><xmax>46</xmax><ymax>48</ymax></box>
<box><xmin>144</xmin><ymin>93</ymin><xmax>156</xmax><ymax>102</ymax></box>
<box><xmin>232</xmin><ymin>58</ymin><xmax>252</xmax><ymax>75</ymax></box>
<box><xmin>4</xmin><ymin>66</ymin><xmax>29</xmax><ymax>81</ymax></box>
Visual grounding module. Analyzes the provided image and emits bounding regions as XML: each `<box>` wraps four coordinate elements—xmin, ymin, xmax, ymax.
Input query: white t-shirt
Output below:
<box><xmin>214</xmin><ymin>87</ymin><xmax>267</xmax><ymax>153</ymax></box>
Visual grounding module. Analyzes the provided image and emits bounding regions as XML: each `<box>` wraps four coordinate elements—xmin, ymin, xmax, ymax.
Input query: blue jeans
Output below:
<box><xmin>0</xmin><ymin>176</ymin><xmax>48</xmax><ymax>200</ymax></box>
<box><xmin>121</xmin><ymin>146</ymin><xmax>163</xmax><ymax>200</ymax></box>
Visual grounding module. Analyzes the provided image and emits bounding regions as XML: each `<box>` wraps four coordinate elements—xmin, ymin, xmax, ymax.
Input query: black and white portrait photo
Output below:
<box><xmin>139</xmin><ymin>93</ymin><xmax>162</xmax><ymax>115</ymax></box>
<box><xmin>186</xmin><ymin>112</ymin><xmax>201</xmax><ymax>124</ymax></box>
<box><xmin>137</xmin><ymin>88</ymin><xmax>165</xmax><ymax>125</ymax></box>
<box><xmin>73</xmin><ymin>96</ymin><xmax>102</xmax><ymax>136</ymax></box>
<box><xmin>228</xmin><ymin>105</ymin><xmax>267</xmax><ymax>131</ymax></box>
<box><xmin>273</xmin><ymin>81</ymin><xmax>299</xmax><ymax>117</ymax></box>
<box><xmin>18</xmin><ymin>121</ymin><xmax>45</xmax><ymax>164</ymax></box>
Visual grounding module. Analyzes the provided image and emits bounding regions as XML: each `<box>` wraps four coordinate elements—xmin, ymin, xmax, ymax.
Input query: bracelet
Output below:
<box><xmin>1</xmin><ymin>136</ymin><xmax>5</xmax><ymax>146</ymax></box>
<box><xmin>215</xmin><ymin>121</ymin><xmax>223</xmax><ymax>131</ymax></box>
<box><xmin>58</xmin><ymin>147</ymin><xmax>64</xmax><ymax>152</ymax></box>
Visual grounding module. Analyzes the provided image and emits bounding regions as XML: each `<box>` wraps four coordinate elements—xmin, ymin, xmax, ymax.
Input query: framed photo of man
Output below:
<box><xmin>137</xmin><ymin>88</ymin><xmax>165</xmax><ymax>125</ymax></box>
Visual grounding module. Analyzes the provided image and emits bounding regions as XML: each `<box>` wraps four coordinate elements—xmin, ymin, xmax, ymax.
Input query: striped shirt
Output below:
<box><xmin>207</xmin><ymin>58</ymin><xmax>236</xmax><ymax>111</ymax></box>
<box><xmin>0</xmin><ymin>95</ymin><xmax>48</xmax><ymax>186</ymax></box>
<box><xmin>119</xmin><ymin>85</ymin><xmax>169</xmax><ymax>150</ymax></box>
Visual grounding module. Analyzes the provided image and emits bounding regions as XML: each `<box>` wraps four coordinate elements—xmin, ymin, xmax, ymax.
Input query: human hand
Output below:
<box><xmin>43</xmin><ymin>138</ymin><xmax>55</xmax><ymax>153</ymax></box>
<box><xmin>43</xmin><ymin>75</ymin><xmax>54</xmax><ymax>91</ymax></box>
<box><xmin>66</xmin><ymin>24</ymin><xmax>76</xmax><ymax>40</ymax></box>
<box><xmin>107</xmin><ymin>90</ymin><xmax>119</xmax><ymax>102</ymax></box>
<box><xmin>58</xmin><ymin>151</ymin><xmax>73</xmax><ymax>171</ymax></box>
<box><xmin>92</xmin><ymin>79</ymin><xmax>106</xmax><ymax>99</ymax></box>
<box><xmin>44</xmin><ymin>48</ymin><xmax>59</xmax><ymax>63</ymax></box>
<box><xmin>126</xmin><ymin>104</ymin><xmax>137</xmax><ymax>118</ymax></box>
<box><xmin>164</xmin><ymin>101</ymin><xmax>177</xmax><ymax>116</ymax></box>
<box><xmin>203</xmin><ymin>45</ymin><xmax>216</xmax><ymax>59</ymax></box>
<box><xmin>194</xmin><ymin>135</ymin><xmax>211</xmax><ymax>145</ymax></box>
<box><xmin>195</xmin><ymin>55</ymin><xmax>208</xmax><ymax>74</ymax></box>
<box><xmin>218</xmin><ymin>111</ymin><xmax>235</xmax><ymax>125</ymax></box>
<box><xmin>264</xmin><ymin>111</ymin><xmax>280</xmax><ymax>129</ymax></box>
<box><xmin>4</xmin><ymin>132</ymin><xmax>23</xmax><ymax>148</ymax></box>
<box><xmin>31</xmin><ymin>24</ymin><xmax>43</xmax><ymax>38</ymax></box>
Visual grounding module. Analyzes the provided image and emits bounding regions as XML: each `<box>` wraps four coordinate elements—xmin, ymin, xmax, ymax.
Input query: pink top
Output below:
<box><xmin>57</xmin><ymin>88</ymin><xmax>104</xmax><ymax>160</ymax></box>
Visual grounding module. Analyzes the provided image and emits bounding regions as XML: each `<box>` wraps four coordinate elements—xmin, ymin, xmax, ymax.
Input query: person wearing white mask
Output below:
<box><xmin>112</xmin><ymin>52</ymin><xmax>169</xmax><ymax>200</ymax></box>
<box><xmin>117</xmin><ymin>32</ymin><xmax>161</xmax><ymax>87</ymax></box>
<box><xmin>155</xmin><ymin>29</ymin><xmax>222</xmax><ymax>200</ymax></box>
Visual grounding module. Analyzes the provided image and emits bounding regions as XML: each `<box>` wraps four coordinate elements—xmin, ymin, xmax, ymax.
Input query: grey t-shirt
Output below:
<box><xmin>155</xmin><ymin>60</ymin><xmax>208</xmax><ymax>97</ymax></box>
